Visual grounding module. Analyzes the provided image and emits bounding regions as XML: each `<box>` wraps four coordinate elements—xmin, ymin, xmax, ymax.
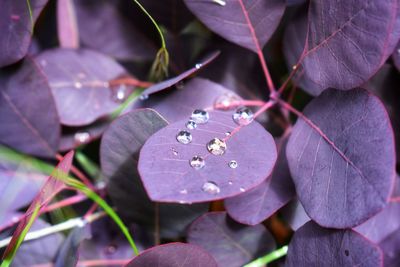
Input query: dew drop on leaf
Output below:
<box><xmin>225</xmin><ymin>131</ymin><xmax>231</xmax><ymax>136</ymax></box>
<box><xmin>74</xmin><ymin>81</ymin><xmax>83</xmax><ymax>89</ymax></box>
<box><xmin>112</xmin><ymin>85</ymin><xmax>128</xmax><ymax>103</ymax></box>
<box><xmin>186</xmin><ymin>120</ymin><xmax>197</xmax><ymax>130</ymax></box>
<box><xmin>228</xmin><ymin>160</ymin><xmax>238</xmax><ymax>169</ymax></box>
<box><xmin>171</xmin><ymin>148</ymin><xmax>178</xmax><ymax>156</ymax></box>
<box><xmin>74</xmin><ymin>132</ymin><xmax>90</xmax><ymax>144</ymax></box>
<box><xmin>190</xmin><ymin>156</ymin><xmax>205</xmax><ymax>170</ymax></box>
<box><xmin>176</xmin><ymin>130</ymin><xmax>192</xmax><ymax>144</ymax></box>
<box><xmin>233</xmin><ymin>107</ymin><xmax>254</xmax><ymax>125</ymax></box>
<box><xmin>207</xmin><ymin>138</ymin><xmax>227</xmax><ymax>155</ymax></box>
<box><xmin>180</xmin><ymin>189</ymin><xmax>188</xmax><ymax>194</ymax></box>
<box><xmin>191</xmin><ymin>109</ymin><xmax>209</xmax><ymax>124</ymax></box>
<box><xmin>239</xmin><ymin>187</ymin><xmax>245</xmax><ymax>192</ymax></box>
<box><xmin>139</xmin><ymin>94</ymin><xmax>149</xmax><ymax>101</ymax></box>
<box><xmin>214</xmin><ymin>93</ymin><xmax>240</xmax><ymax>110</ymax></box>
<box><xmin>202</xmin><ymin>181</ymin><xmax>220</xmax><ymax>194</ymax></box>
<box><xmin>195</xmin><ymin>63</ymin><xmax>202</xmax><ymax>69</ymax></box>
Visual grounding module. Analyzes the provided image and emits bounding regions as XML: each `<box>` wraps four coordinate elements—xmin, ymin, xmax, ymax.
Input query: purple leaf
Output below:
<box><xmin>0</xmin><ymin>59</ymin><xmax>60</xmax><ymax>158</ymax></box>
<box><xmin>285</xmin><ymin>0</ymin><xmax>400</xmax><ymax>94</ymax></box>
<box><xmin>126</xmin><ymin>243</ymin><xmax>218</xmax><ymax>267</ymax></box>
<box><xmin>393</xmin><ymin>42</ymin><xmax>400</xmax><ymax>71</ymax></box>
<box><xmin>141</xmin><ymin>51</ymin><xmax>220</xmax><ymax>97</ymax></box>
<box><xmin>187</xmin><ymin>212</ymin><xmax>276</xmax><ymax>267</ymax></box>
<box><xmin>184</xmin><ymin>0</ymin><xmax>285</xmax><ymax>52</ymax></box>
<box><xmin>54</xmin><ymin>226</ymin><xmax>89</xmax><ymax>267</ymax></box>
<box><xmin>135</xmin><ymin>78</ymin><xmax>242</xmax><ymax>123</ymax></box>
<box><xmin>0</xmin><ymin>0</ymin><xmax>49</xmax><ymax>67</ymax></box>
<box><xmin>0</xmin><ymin>153</ymin><xmax>46</xmax><ymax>215</ymax></box>
<box><xmin>354</xmin><ymin>202</ymin><xmax>400</xmax><ymax>244</ymax></box>
<box><xmin>391</xmin><ymin>175</ymin><xmax>400</xmax><ymax>201</ymax></box>
<box><xmin>286</xmin><ymin>88</ymin><xmax>396</xmax><ymax>228</ymax></box>
<box><xmin>379</xmin><ymin>228</ymin><xmax>400</xmax><ymax>267</ymax></box>
<box><xmin>280</xmin><ymin>198</ymin><xmax>310</xmax><ymax>231</ymax></box>
<box><xmin>34</xmin><ymin>48</ymin><xmax>129</xmax><ymax>126</ymax></box>
<box><xmin>74</xmin><ymin>0</ymin><xmax>155</xmax><ymax>62</ymax></box>
<box><xmin>101</xmin><ymin>109</ymin><xmax>208</xmax><ymax>238</ymax></box>
<box><xmin>57</xmin><ymin>0</ymin><xmax>79</xmax><ymax>48</ymax></box>
<box><xmin>138</xmin><ymin>110</ymin><xmax>277</xmax><ymax>203</ymax></box>
<box><xmin>224</xmin><ymin>138</ymin><xmax>295</xmax><ymax>225</ymax></box>
<box><xmin>285</xmin><ymin>221</ymin><xmax>383</xmax><ymax>267</ymax></box>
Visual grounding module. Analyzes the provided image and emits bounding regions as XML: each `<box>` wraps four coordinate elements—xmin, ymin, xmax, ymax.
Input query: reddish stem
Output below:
<box><xmin>56</xmin><ymin>153</ymin><xmax>94</xmax><ymax>189</ymax></box>
<box><xmin>109</xmin><ymin>77</ymin><xmax>153</xmax><ymax>88</ymax></box>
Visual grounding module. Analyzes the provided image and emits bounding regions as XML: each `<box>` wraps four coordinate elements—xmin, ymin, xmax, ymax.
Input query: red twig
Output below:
<box><xmin>109</xmin><ymin>77</ymin><xmax>153</xmax><ymax>88</ymax></box>
<box><xmin>56</xmin><ymin>153</ymin><xmax>94</xmax><ymax>189</ymax></box>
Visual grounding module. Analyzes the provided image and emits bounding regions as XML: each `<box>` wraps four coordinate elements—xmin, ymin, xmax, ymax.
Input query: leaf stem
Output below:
<box><xmin>26</xmin><ymin>0</ymin><xmax>34</xmax><ymax>30</ymax></box>
<box><xmin>243</xmin><ymin>245</ymin><xmax>288</xmax><ymax>267</ymax></box>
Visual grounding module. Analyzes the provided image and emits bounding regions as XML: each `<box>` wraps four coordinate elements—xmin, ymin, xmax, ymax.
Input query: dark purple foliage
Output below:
<box><xmin>0</xmin><ymin>0</ymin><xmax>49</xmax><ymax>67</ymax></box>
<box><xmin>187</xmin><ymin>212</ymin><xmax>276</xmax><ymax>267</ymax></box>
<box><xmin>281</xmin><ymin>199</ymin><xmax>310</xmax><ymax>231</ymax></box>
<box><xmin>126</xmin><ymin>243</ymin><xmax>218</xmax><ymax>267</ymax></box>
<box><xmin>184</xmin><ymin>0</ymin><xmax>285</xmax><ymax>52</ymax></box>
<box><xmin>138</xmin><ymin>110</ymin><xmax>277</xmax><ymax>203</ymax></box>
<box><xmin>379</xmin><ymin>228</ymin><xmax>400</xmax><ymax>267</ymax></box>
<box><xmin>54</xmin><ymin>227</ymin><xmax>89</xmax><ymax>267</ymax></box>
<box><xmin>285</xmin><ymin>221</ymin><xmax>383</xmax><ymax>267</ymax></box>
<box><xmin>101</xmin><ymin>109</ymin><xmax>208</xmax><ymax>238</ymax></box>
<box><xmin>0</xmin><ymin>59</ymin><xmax>60</xmax><ymax>158</ymax></box>
<box><xmin>393</xmin><ymin>42</ymin><xmax>400</xmax><ymax>71</ymax></box>
<box><xmin>287</xmin><ymin>88</ymin><xmax>396</xmax><ymax>228</ymax></box>
<box><xmin>34</xmin><ymin>48</ymin><xmax>129</xmax><ymax>126</ymax></box>
<box><xmin>224</xmin><ymin>138</ymin><xmax>295</xmax><ymax>225</ymax></box>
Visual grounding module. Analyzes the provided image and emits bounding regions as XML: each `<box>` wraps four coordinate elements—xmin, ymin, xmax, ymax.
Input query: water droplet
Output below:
<box><xmin>195</xmin><ymin>63</ymin><xmax>202</xmax><ymax>69</ymax></box>
<box><xmin>191</xmin><ymin>109</ymin><xmax>209</xmax><ymax>124</ymax></box>
<box><xmin>190</xmin><ymin>156</ymin><xmax>205</xmax><ymax>170</ymax></box>
<box><xmin>12</xmin><ymin>216</ymin><xmax>20</xmax><ymax>223</ymax></box>
<box><xmin>139</xmin><ymin>94</ymin><xmax>149</xmax><ymax>101</ymax></box>
<box><xmin>186</xmin><ymin>120</ymin><xmax>197</xmax><ymax>130</ymax></box>
<box><xmin>172</xmin><ymin>148</ymin><xmax>178</xmax><ymax>156</ymax></box>
<box><xmin>202</xmin><ymin>181</ymin><xmax>220</xmax><ymax>194</ymax></box>
<box><xmin>240</xmin><ymin>187</ymin><xmax>245</xmax><ymax>192</ymax></box>
<box><xmin>176</xmin><ymin>81</ymin><xmax>185</xmax><ymax>89</ymax></box>
<box><xmin>225</xmin><ymin>132</ymin><xmax>231</xmax><ymax>136</ymax></box>
<box><xmin>74</xmin><ymin>81</ymin><xmax>83</xmax><ymax>89</ymax></box>
<box><xmin>228</xmin><ymin>181</ymin><xmax>233</xmax><ymax>185</ymax></box>
<box><xmin>213</xmin><ymin>0</ymin><xmax>226</xmax><ymax>6</ymax></box>
<box><xmin>292</xmin><ymin>64</ymin><xmax>298</xmax><ymax>70</ymax></box>
<box><xmin>112</xmin><ymin>85</ymin><xmax>128</xmax><ymax>103</ymax></box>
<box><xmin>228</xmin><ymin>160</ymin><xmax>238</xmax><ymax>169</ymax></box>
<box><xmin>214</xmin><ymin>93</ymin><xmax>240</xmax><ymax>110</ymax></box>
<box><xmin>207</xmin><ymin>138</ymin><xmax>227</xmax><ymax>155</ymax></box>
<box><xmin>104</xmin><ymin>245</ymin><xmax>117</xmax><ymax>255</ymax></box>
<box><xmin>176</xmin><ymin>130</ymin><xmax>192</xmax><ymax>144</ymax></box>
<box><xmin>180</xmin><ymin>189</ymin><xmax>188</xmax><ymax>194</ymax></box>
<box><xmin>233</xmin><ymin>107</ymin><xmax>254</xmax><ymax>125</ymax></box>
<box><xmin>74</xmin><ymin>132</ymin><xmax>90</xmax><ymax>144</ymax></box>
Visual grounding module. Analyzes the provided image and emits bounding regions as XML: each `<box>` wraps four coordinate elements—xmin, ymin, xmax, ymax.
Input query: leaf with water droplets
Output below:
<box><xmin>0</xmin><ymin>0</ymin><xmax>49</xmax><ymax>67</ymax></box>
<box><xmin>34</xmin><ymin>48</ymin><xmax>131</xmax><ymax>126</ymax></box>
<box><xmin>100</xmin><ymin>109</ymin><xmax>208</xmax><ymax>239</ymax></box>
<box><xmin>184</xmin><ymin>0</ymin><xmax>285</xmax><ymax>52</ymax></box>
<box><xmin>225</xmin><ymin>138</ymin><xmax>295</xmax><ymax>225</ymax></box>
<box><xmin>0</xmin><ymin>59</ymin><xmax>60</xmax><ymax>158</ymax></box>
<box><xmin>187</xmin><ymin>212</ymin><xmax>276</xmax><ymax>267</ymax></box>
<box><xmin>286</xmin><ymin>88</ymin><xmax>396</xmax><ymax>228</ymax></box>
<box><xmin>285</xmin><ymin>221</ymin><xmax>383</xmax><ymax>267</ymax></box>
<box><xmin>134</xmin><ymin>78</ymin><xmax>242</xmax><ymax>123</ymax></box>
<box><xmin>138</xmin><ymin>110</ymin><xmax>277</xmax><ymax>203</ymax></box>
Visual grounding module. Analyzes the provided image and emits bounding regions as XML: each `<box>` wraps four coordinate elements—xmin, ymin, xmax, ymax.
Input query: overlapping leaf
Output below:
<box><xmin>139</xmin><ymin>110</ymin><xmax>277</xmax><ymax>203</ymax></box>
<box><xmin>287</xmin><ymin>88</ymin><xmax>396</xmax><ymax>228</ymax></box>
<box><xmin>187</xmin><ymin>212</ymin><xmax>276</xmax><ymax>267</ymax></box>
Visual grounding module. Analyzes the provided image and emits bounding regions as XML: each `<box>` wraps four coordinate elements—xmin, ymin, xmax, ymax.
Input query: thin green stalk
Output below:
<box><xmin>75</xmin><ymin>151</ymin><xmax>100</xmax><ymax>179</ymax></box>
<box><xmin>243</xmin><ymin>246</ymin><xmax>288</xmax><ymax>267</ymax></box>
<box><xmin>26</xmin><ymin>0</ymin><xmax>34</xmax><ymax>29</ymax></box>
<box><xmin>0</xmin><ymin>204</ymin><xmax>40</xmax><ymax>267</ymax></box>
<box><xmin>111</xmin><ymin>88</ymin><xmax>144</xmax><ymax>119</ymax></box>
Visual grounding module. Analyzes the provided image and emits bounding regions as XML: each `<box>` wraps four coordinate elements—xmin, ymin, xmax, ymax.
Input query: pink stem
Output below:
<box><xmin>56</xmin><ymin>153</ymin><xmax>95</xmax><ymax>190</ymax></box>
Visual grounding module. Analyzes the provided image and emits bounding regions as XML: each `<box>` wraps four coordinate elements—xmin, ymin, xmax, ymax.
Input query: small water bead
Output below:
<box><xmin>139</xmin><ymin>94</ymin><xmax>149</xmax><ymax>101</ymax></box>
<box><xmin>74</xmin><ymin>81</ymin><xmax>83</xmax><ymax>89</ymax></box>
<box><xmin>186</xmin><ymin>120</ymin><xmax>197</xmax><ymax>130</ymax></box>
<box><xmin>191</xmin><ymin>109</ymin><xmax>209</xmax><ymax>124</ymax></box>
<box><xmin>233</xmin><ymin>107</ymin><xmax>254</xmax><ymax>125</ymax></box>
<box><xmin>180</xmin><ymin>189</ymin><xmax>188</xmax><ymax>194</ymax></box>
<box><xmin>190</xmin><ymin>156</ymin><xmax>205</xmax><ymax>170</ymax></box>
<box><xmin>195</xmin><ymin>63</ymin><xmax>202</xmax><ymax>69</ymax></box>
<box><xmin>176</xmin><ymin>130</ymin><xmax>192</xmax><ymax>144</ymax></box>
<box><xmin>240</xmin><ymin>187</ymin><xmax>245</xmax><ymax>192</ymax></box>
<box><xmin>171</xmin><ymin>148</ymin><xmax>178</xmax><ymax>156</ymax></box>
<box><xmin>228</xmin><ymin>160</ymin><xmax>238</xmax><ymax>169</ymax></box>
<box><xmin>176</xmin><ymin>81</ymin><xmax>185</xmax><ymax>90</ymax></box>
<box><xmin>112</xmin><ymin>85</ymin><xmax>128</xmax><ymax>103</ymax></box>
<box><xmin>202</xmin><ymin>181</ymin><xmax>221</xmax><ymax>194</ymax></box>
<box><xmin>228</xmin><ymin>181</ymin><xmax>233</xmax><ymax>185</ymax></box>
<box><xmin>74</xmin><ymin>132</ymin><xmax>90</xmax><ymax>144</ymax></box>
<box><xmin>207</xmin><ymin>138</ymin><xmax>227</xmax><ymax>156</ymax></box>
<box><xmin>214</xmin><ymin>93</ymin><xmax>240</xmax><ymax>110</ymax></box>
<box><xmin>213</xmin><ymin>0</ymin><xmax>226</xmax><ymax>6</ymax></box>
<box><xmin>225</xmin><ymin>132</ymin><xmax>231</xmax><ymax>136</ymax></box>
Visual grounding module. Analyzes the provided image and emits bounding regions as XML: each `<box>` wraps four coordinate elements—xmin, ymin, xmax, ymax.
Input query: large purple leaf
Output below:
<box><xmin>126</xmin><ymin>243</ymin><xmax>217</xmax><ymax>267</ymax></box>
<box><xmin>354</xmin><ymin>202</ymin><xmax>400</xmax><ymax>244</ymax></box>
<box><xmin>57</xmin><ymin>0</ymin><xmax>79</xmax><ymax>49</ymax></box>
<box><xmin>285</xmin><ymin>0</ymin><xmax>400</xmax><ymax>94</ymax></box>
<box><xmin>0</xmin><ymin>59</ymin><xmax>60</xmax><ymax>158</ymax></box>
<box><xmin>184</xmin><ymin>0</ymin><xmax>285</xmax><ymax>52</ymax></box>
<box><xmin>0</xmin><ymin>152</ymin><xmax>46</xmax><ymax>216</ymax></box>
<box><xmin>34</xmin><ymin>48</ymin><xmax>129</xmax><ymax>126</ymax></box>
<box><xmin>285</xmin><ymin>221</ymin><xmax>383</xmax><ymax>267</ymax></box>
<box><xmin>379</xmin><ymin>228</ymin><xmax>400</xmax><ymax>267</ymax></box>
<box><xmin>138</xmin><ymin>110</ymin><xmax>277</xmax><ymax>203</ymax></box>
<box><xmin>225</xmin><ymin>138</ymin><xmax>295</xmax><ymax>225</ymax></box>
<box><xmin>0</xmin><ymin>0</ymin><xmax>49</xmax><ymax>67</ymax></box>
<box><xmin>74</xmin><ymin>0</ymin><xmax>155</xmax><ymax>62</ymax></box>
<box><xmin>134</xmin><ymin>78</ymin><xmax>242</xmax><ymax>123</ymax></box>
<box><xmin>101</xmin><ymin>109</ymin><xmax>208</xmax><ymax>238</ymax></box>
<box><xmin>286</xmin><ymin>88</ymin><xmax>396</xmax><ymax>228</ymax></box>
<box><xmin>187</xmin><ymin>212</ymin><xmax>276</xmax><ymax>267</ymax></box>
